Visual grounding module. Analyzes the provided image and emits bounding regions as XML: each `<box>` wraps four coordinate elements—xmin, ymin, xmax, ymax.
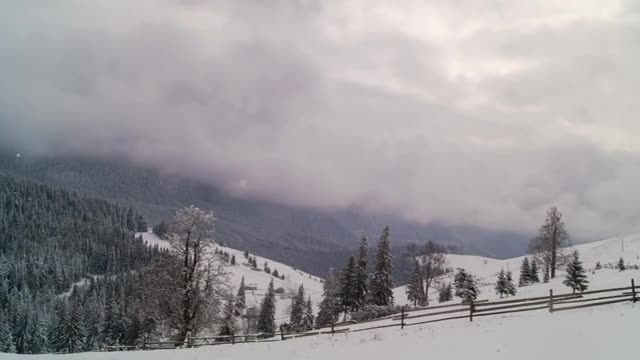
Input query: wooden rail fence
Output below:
<box><xmin>101</xmin><ymin>278</ymin><xmax>637</xmax><ymax>352</ymax></box>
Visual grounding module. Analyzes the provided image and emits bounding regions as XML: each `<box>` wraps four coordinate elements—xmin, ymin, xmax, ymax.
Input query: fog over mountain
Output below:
<box><xmin>2</xmin><ymin>1</ymin><xmax>640</xmax><ymax>242</ymax></box>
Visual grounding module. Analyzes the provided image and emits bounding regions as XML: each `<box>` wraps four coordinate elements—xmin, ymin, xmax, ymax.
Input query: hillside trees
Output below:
<box><xmin>529</xmin><ymin>207</ymin><xmax>570</xmax><ymax>279</ymax></box>
<box><xmin>0</xmin><ymin>174</ymin><xmax>160</xmax><ymax>354</ymax></box>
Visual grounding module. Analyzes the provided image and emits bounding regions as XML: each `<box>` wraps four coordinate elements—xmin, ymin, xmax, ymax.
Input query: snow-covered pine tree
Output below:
<box><xmin>369</xmin><ymin>226</ymin><xmax>394</xmax><ymax>306</ymax></box>
<box><xmin>595</xmin><ymin>261</ymin><xmax>602</xmax><ymax>270</ymax></box>
<box><xmin>454</xmin><ymin>268</ymin><xmax>479</xmax><ymax>304</ymax></box>
<box><xmin>506</xmin><ymin>271</ymin><xmax>517</xmax><ymax>296</ymax></box>
<box><xmin>338</xmin><ymin>256</ymin><xmax>357</xmax><ymax>316</ymax></box>
<box><xmin>518</xmin><ymin>257</ymin><xmax>531</xmax><ymax>287</ymax></box>
<box><xmin>353</xmin><ymin>231</ymin><xmax>369</xmax><ymax>311</ymax></box>
<box><xmin>257</xmin><ymin>280</ymin><xmax>276</xmax><ymax>335</ymax></box>
<box><xmin>529</xmin><ymin>260</ymin><xmax>540</xmax><ymax>283</ymax></box>
<box><xmin>52</xmin><ymin>305</ymin><xmax>86</xmax><ymax>353</ymax></box>
<box><xmin>289</xmin><ymin>285</ymin><xmax>305</xmax><ymax>332</ymax></box>
<box><xmin>438</xmin><ymin>283</ymin><xmax>453</xmax><ymax>303</ymax></box>
<box><xmin>302</xmin><ymin>297</ymin><xmax>314</xmax><ymax>331</ymax></box>
<box><xmin>563</xmin><ymin>251</ymin><xmax>589</xmax><ymax>294</ymax></box>
<box><xmin>101</xmin><ymin>301</ymin><xmax>127</xmax><ymax>346</ymax></box>
<box><xmin>316</xmin><ymin>270</ymin><xmax>340</xmax><ymax>328</ymax></box>
<box><xmin>618</xmin><ymin>257</ymin><xmax>626</xmax><ymax>271</ymax></box>
<box><xmin>406</xmin><ymin>261</ymin><xmax>425</xmax><ymax>306</ymax></box>
<box><xmin>244</xmin><ymin>250</ymin><xmax>249</xmax><ymax>259</ymax></box>
<box><xmin>272</xmin><ymin>269</ymin><xmax>280</xmax><ymax>278</ymax></box>
<box><xmin>231</xmin><ymin>255</ymin><xmax>236</xmax><ymax>265</ymax></box>
<box><xmin>235</xmin><ymin>276</ymin><xmax>246</xmax><ymax>315</ymax></box>
<box><xmin>495</xmin><ymin>269</ymin><xmax>508</xmax><ymax>298</ymax></box>
<box><xmin>218</xmin><ymin>298</ymin><xmax>236</xmax><ymax>336</ymax></box>
<box><xmin>0</xmin><ymin>312</ymin><xmax>16</xmax><ymax>353</ymax></box>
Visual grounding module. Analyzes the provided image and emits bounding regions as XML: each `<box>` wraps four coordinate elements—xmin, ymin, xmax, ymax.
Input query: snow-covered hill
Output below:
<box><xmin>394</xmin><ymin>233</ymin><xmax>640</xmax><ymax>305</ymax></box>
<box><xmin>137</xmin><ymin>232</ymin><xmax>325</xmax><ymax>328</ymax></box>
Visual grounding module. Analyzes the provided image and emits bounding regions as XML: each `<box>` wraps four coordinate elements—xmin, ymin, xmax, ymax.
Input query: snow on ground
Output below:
<box><xmin>136</xmin><ymin>232</ymin><xmax>324</xmax><ymax>326</ymax></box>
<box><xmin>8</xmin><ymin>301</ymin><xmax>638</xmax><ymax>360</ymax></box>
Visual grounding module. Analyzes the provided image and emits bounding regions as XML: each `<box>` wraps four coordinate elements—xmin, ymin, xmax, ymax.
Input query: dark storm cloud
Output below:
<box><xmin>1</xmin><ymin>0</ymin><xmax>640</xmax><ymax>239</ymax></box>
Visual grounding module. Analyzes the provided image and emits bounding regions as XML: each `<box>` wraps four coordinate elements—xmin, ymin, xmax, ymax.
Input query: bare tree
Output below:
<box><xmin>144</xmin><ymin>206</ymin><xmax>227</xmax><ymax>342</ymax></box>
<box><xmin>528</xmin><ymin>207</ymin><xmax>570</xmax><ymax>279</ymax></box>
<box><xmin>405</xmin><ymin>241</ymin><xmax>449</xmax><ymax>306</ymax></box>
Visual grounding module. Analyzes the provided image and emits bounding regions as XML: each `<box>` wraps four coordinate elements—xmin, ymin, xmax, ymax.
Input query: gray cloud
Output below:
<box><xmin>1</xmin><ymin>0</ymin><xmax>640</xmax><ymax>240</ymax></box>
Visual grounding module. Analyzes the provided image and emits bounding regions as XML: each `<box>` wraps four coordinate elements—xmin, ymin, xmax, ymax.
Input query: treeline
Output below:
<box><xmin>0</xmin><ymin>174</ymin><xmax>161</xmax><ymax>354</ymax></box>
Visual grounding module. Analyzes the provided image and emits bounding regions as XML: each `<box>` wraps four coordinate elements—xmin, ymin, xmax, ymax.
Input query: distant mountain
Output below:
<box><xmin>0</xmin><ymin>153</ymin><xmax>528</xmax><ymax>278</ymax></box>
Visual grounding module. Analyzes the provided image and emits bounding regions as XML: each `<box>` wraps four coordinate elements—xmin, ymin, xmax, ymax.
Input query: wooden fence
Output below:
<box><xmin>101</xmin><ymin>278</ymin><xmax>637</xmax><ymax>352</ymax></box>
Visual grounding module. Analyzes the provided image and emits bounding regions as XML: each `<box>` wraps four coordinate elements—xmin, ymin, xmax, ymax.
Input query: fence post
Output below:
<box><xmin>632</xmin><ymin>279</ymin><xmax>637</xmax><ymax>303</ymax></box>
<box><xmin>185</xmin><ymin>331</ymin><xmax>192</xmax><ymax>348</ymax></box>
<box><xmin>142</xmin><ymin>335</ymin><xmax>147</xmax><ymax>351</ymax></box>
<box><xmin>232</xmin><ymin>331</ymin><xmax>236</xmax><ymax>345</ymax></box>
<box><xmin>400</xmin><ymin>306</ymin><xmax>406</xmax><ymax>329</ymax></box>
<box><xmin>280</xmin><ymin>325</ymin><xmax>285</xmax><ymax>341</ymax></box>
<box><xmin>549</xmin><ymin>289</ymin><xmax>554</xmax><ymax>313</ymax></box>
<box><xmin>331</xmin><ymin>321</ymin><xmax>335</xmax><ymax>335</ymax></box>
<box><xmin>469</xmin><ymin>299</ymin><xmax>474</xmax><ymax>322</ymax></box>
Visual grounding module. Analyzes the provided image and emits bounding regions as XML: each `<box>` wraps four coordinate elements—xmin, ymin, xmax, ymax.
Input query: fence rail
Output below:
<box><xmin>102</xmin><ymin>278</ymin><xmax>637</xmax><ymax>353</ymax></box>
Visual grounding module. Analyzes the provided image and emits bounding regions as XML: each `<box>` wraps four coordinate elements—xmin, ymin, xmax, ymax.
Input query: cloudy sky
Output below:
<box><xmin>1</xmin><ymin>0</ymin><xmax>639</xmax><ymax>240</ymax></box>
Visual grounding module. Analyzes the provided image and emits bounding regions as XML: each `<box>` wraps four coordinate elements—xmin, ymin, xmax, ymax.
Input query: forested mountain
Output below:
<box><xmin>0</xmin><ymin>153</ymin><xmax>528</xmax><ymax>277</ymax></box>
<box><xmin>0</xmin><ymin>173</ymin><xmax>162</xmax><ymax>353</ymax></box>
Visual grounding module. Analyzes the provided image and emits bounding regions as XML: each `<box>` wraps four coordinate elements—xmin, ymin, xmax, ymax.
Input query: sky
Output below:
<box><xmin>1</xmin><ymin>0</ymin><xmax>639</xmax><ymax>240</ymax></box>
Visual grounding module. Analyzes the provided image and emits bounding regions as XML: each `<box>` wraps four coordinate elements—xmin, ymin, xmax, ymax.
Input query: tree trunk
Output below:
<box><xmin>551</xmin><ymin>227</ymin><xmax>558</xmax><ymax>278</ymax></box>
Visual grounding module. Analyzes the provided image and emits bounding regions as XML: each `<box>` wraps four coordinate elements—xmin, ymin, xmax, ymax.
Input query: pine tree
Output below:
<box><xmin>231</xmin><ymin>255</ymin><xmax>236</xmax><ymax>265</ymax></box>
<box><xmin>302</xmin><ymin>297</ymin><xmax>314</xmax><ymax>331</ymax></box>
<box><xmin>454</xmin><ymin>268</ymin><xmax>479</xmax><ymax>304</ymax></box>
<box><xmin>369</xmin><ymin>226</ymin><xmax>394</xmax><ymax>306</ymax></box>
<box><xmin>52</xmin><ymin>305</ymin><xmax>86</xmax><ymax>353</ymax></box>
<box><xmin>438</xmin><ymin>283</ymin><xmax>453</xmax><ymax>303</ymax></box>
<box><xmin>506</xmin><ymin>271</ymin><xmax>517</xmax><ymax>296</ymax></box>
<box><xmin>495</xmin><ymin>269</ymin><xmax>508</xmax><ymax>298</ymax></box>
<box><xmin>244</xmin><ymin>250</ymin><xmax>249</xmax><ymax>259</ymax></box>
<box><xmin>595</xmin><ymin>261</ymin><xmax>602</xmax><ymax>270</ymax></box>
<box><xmin>0</xmin><ymin>312</ymin><xmax>16</xmax><ymax>353</ymax></box>
<box><xmin>316</xmin><ymin>271</ymin><xmax>340</xmax><ymax>328</ymax></box>
<box><xmin>272</xmin><ymin>269</ymin><xmax>279</xmax><ymax>278</ymax></box>
<box><xmin>529</xmin><ymin>260</ymin><xmax>540</xmax><ymax>283</ymax></box>
<box><xmin>406</xmin><ymin>261</ymin><xmax>425</xmax><ymax>306</ymax></box>
<box><xmin>618</xmin><ymin>257</ymin><xmax>626</xmax><ymax>271</ymax></box>
<box><xmin>338</xmin><ymin>256</ymin><xmax>357</xmax><ymax>315</ymax></box>
<box><xmin>219</xmin><ymin>298</ymin><xmax>236</xmax><ymax>337</ymax></box>
<box><xmin>257</xmin><ymin>280</ymin><xmax>276</xmax><ymax>335</ymax></box>
<box><xmin>289</xmin><ymin>285</ymin><xmax>305</xmax><ymax>332</ymax></box>
<box><xmin>353</xmin><ymin>231</ymin><xmax>369</xmax><ymax>311</ymax></box>
<box><xmin>563</xmin><ymin>251</ymin><xmax>589</xmax><ymax>294</ymax></box>
<box><xmin>518</xmin><ymin>257</ymin><xmax>531</xmax><ymax>287</ymax></box>
<box><xmin>235</xmin><ymin>276</ymin><xmax>246</xmax><ymax>315</ymax></box>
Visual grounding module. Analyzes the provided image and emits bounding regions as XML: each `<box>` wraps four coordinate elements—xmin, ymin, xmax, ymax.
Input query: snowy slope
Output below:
<box><xmin>394</xmin><ymin>233</ymin><xmax>640</xmax><ymax>305</ymax></box>
<box><xmin>137</xmin><ymin>232</ymin><xmax>325</xmax><ymax>326</ymax></box>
